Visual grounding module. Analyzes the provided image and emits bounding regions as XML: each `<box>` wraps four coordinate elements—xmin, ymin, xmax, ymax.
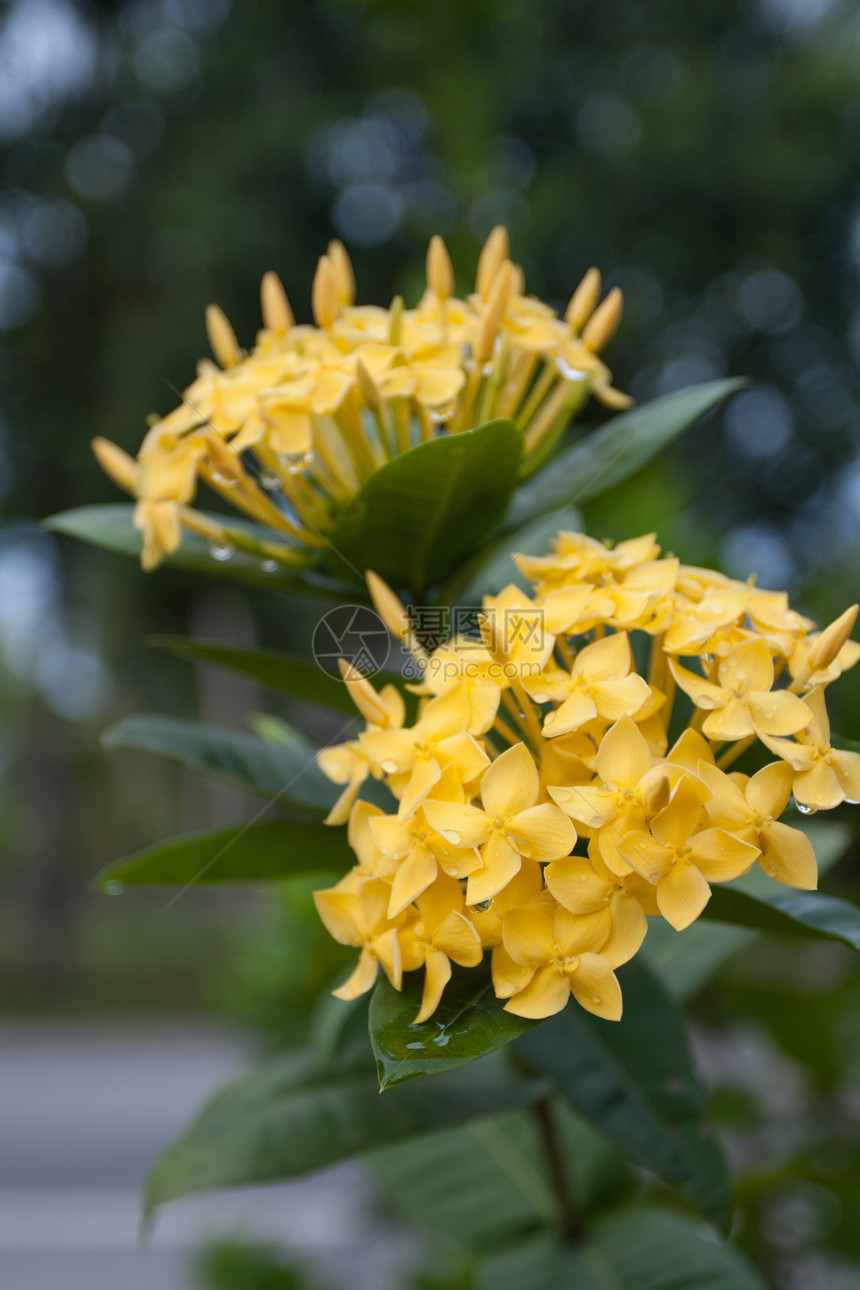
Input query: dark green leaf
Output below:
<box><xmin>505</xmin><ymin>380</ymin><xmax>746</xmax><ymax>527</ymax></box>
<box><xmin>145</xmin><ymin>1048</ymin><xmax>547</xmax><ymax>1211</ymax></box>
<box><xmin>478</xmin><ymin>1208</ymin><xmax>766</xmax><ymax>1290</ymax></box>
<box><xmin>642</xmin><ymin>820</ymin><xmax>852</xmax><ymax>999</ymax></box>
<box><xmin>702</xmin><ymin>880</ymin><xmax>860</xmax><ymax>950</ymax></box>
<box><xmin>439</xmin><ymin>504</ymin><xmax>581</xmax><ymax>607</ymax></box>
<box><xmin>514</xmin><ymin>960</ymin><xmax>730</xmax><ymax>1226</ymax></box>
<box><xmin>149</xmin><ymin>636</ymin><xmax>363</xmax><ymax>714</ymax></box>
<box><xmin>45</xmin><ymin>504</ymin><xmax>348</xmax><ymax>597</ymax></box>
<box><xmin>96</xmin><ymin>818</ymin><xmax>352</xmax><ymax>889</ymax></box>
<box><xmin>102</xmin><ymin>715</ymin><xmax>339</xmax><ymax>814</ymax></box>
<box><xmin>330</xmin><ymin>419</ymin><xmax>523</xmax><ymax>592</ymax></box>
<box><xmin>369</xmin><ymin>959</ymin><xmax>540</xmax><ymax>1089</ymax></box>
<box><xmin>370</xmin><ymin>1103</ymin><xmax>627</xmax><ymax>1251</ymax></box>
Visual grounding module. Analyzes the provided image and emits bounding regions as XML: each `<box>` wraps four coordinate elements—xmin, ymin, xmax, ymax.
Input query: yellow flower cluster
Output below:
<box><xmin>91</xmin><ymin>229</ymin><xmax>629</xmax><ymax>572</ymax></box>
<box><xmin>314</xmin><ymin>530</ymin><xmax>860</xmax><ymax>1025</ymax></box>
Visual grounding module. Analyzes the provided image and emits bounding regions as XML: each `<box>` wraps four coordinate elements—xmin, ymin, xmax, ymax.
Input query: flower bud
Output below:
<box><xmin>92</xmin><ymin>437</ymin><xmax>138</xmax><ymax>494</ymax></box>
<box><xmin>327</xmin><ymin>239</ymin><xmax>355</xmax><ymax>306</ymax></box>
<box><xmin>337</xmin><ymin>658</ymin><xmax>391</xmax><ymax>726</ymax></box>
<box><xmin>808</xmin><ymin>604</ymin><xmax>859</xmax><ymax>673</ymax></box>
<box><xmin>427</xmin><ymin>235</ymin><xmax>454</xmax><ymax>302</ymax></box>
<box><xmin>260</xmin><ymin>271</ymin><xmax>294</xmax><ymax>333</ymax></box>
<box><xmin>565</xmin><ymin>267</ymin><xmax>602</xmax><ymax>331</ymax></box>
<box><xmin>312</xmin><ymin>255</ymin><xmax>339</xmax><ymax>330</ymax></box>
<box><xmin>582</xmin><ymin>287</ymin><xmax>623</xmax><ymax>353</ymax></box>
<box><xmin>205</xmin><ymin>304</ymin><xmax>241</xmax><ymax>368</ymax></box>
<box><xmin>475</xmin><ymin>225</ymin><xmax>509</xmax><ymax>299</ymax></box>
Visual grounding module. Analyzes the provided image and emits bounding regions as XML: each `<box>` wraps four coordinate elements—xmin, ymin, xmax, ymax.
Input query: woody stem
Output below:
<box><xmin>534</xmin><ymin>1097</ymin><xmax>584</xmax><ymax>1244</ymax></box>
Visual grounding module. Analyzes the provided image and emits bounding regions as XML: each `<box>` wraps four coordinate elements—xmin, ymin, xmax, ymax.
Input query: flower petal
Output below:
<box><xmin>507</xmin><ymin>803</ymin><xmax>577</xmax><ymax>862</ymax></box>
<box><xmin>332</xmin><ymin>949</ymin><xmax>379</xmax><ymax>1000</ymax></box>
<box><xmin>433</xmin><ymin>910</ymin><xmax>483</xmax><ymax>967</ymax></box>
<box><xmin>601</xmin><ymin>892</ymin><xmax>648</xmax><ymax>968</ymax></box>
<box><xmin>760</xmin><ymin>821</ymin><xmax>818</xmax><ymax>889</ymax></box>
<box><xmin>466</xmin><ymin>832</ymin><xmax>522</xmax><ymax>904</ymax></box>
<box><xmin>591</xmin><ymin>673</ymin><xmax>652</xmax><ymax>722</ymax></box>
<box><xmin>572</xmin><ymin>630</ymin><xmax>632</xmax><ymax>682</ymax></box>
<box><xmin>414</xmin><ymin>949</ymin><xmax>452</xmax><ymax>1024</ymax></box>
<box><xmin>481</xmin><ymin>741</ymin><xmax>540</xmax><ymax>816</ymax></box>
<box><xmin>545</xmin><ymin>856</ymin><xmax>611</xmax><ymax>914</ymax></box>
<box><xmin>504</xmin><ymin>964</ymin><xmax>571</xmax><ymax>1019</ymax></box>
<box><xmin>656</xmin><ymin>860</ymin><xmax>711</xmax><ymax>931</ymax></box>
<box><xmin>689</xmin><ymin>827</ymin><xmax>760</xmax><ymax>881</ymax></box>
<box><xmin>595</xmin><ymin>715</ymin><xmax>652</xmax><ymax>788</ymax></box>
<box><xmin>569</xmin><ymin>953</ymin><xmax>622</xmax><ymax>1021</ymax></box>
<box><xmin>422</xmin><ymin>800</ymin><xmax>491</xmax><ymax>849</ymax></box>
<box><xmin>543</xmin><ymin>689</ymin><xmax>598</xmax><ymax>736</ymax></box>
<box><xmin>501</xmin><ymin>905</ymin><xmax>556</xmax><ymax>967</ymax></box>
<box><xmin>793</xmin><ymin>759</ymin><xmax>844</xmax><ymax>809</ymax></box>
<box><xmin>746</xmin><ymin>761</ymin><xmax>793</xmax><ymax>819</ymax></box>
<box><xmin>387</xmin><ymin>845</ymin><xmax>438</xmax><ymax>918</ymax></box>
<box><xmin>747</xmin><ymin>690</ymin><xmax>812</xmax><ymax>737</ymax></box>
<box><xmin>491</xmin><ymin>943</ymin><xmax>535</xmax><ymax>998</ymax></box>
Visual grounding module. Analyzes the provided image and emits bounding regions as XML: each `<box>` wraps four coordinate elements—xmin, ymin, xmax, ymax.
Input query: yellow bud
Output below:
<box><xmin>312</xmin><ymin>255</ymin><xmax>339</xmax><ymax>330</ymax></box>
<box><xmin>356</xmin><ymin>358</ymin><xmax>380</xmax><ymax>412</ymax></box>
<box><xmin>260</xmin><ymin>271</ymin><xmax>294</xmax><ymax>333</ymax></box>
<box><xmin>473</xmin><ymin>261</ymin><xmax>512</xmax><ymax>364</ymax></box>
<box><xmin>337</xmin><ymin>658</ymin><xmax>391</xmax><ymax>726</ymax></box>
<box><xmin>582</xmin><ymin>287</ymin><xmax>623</xmax><ymax>353</ymax></box>
<box><xmin>388</xmin><ymin>295</ymin><xmax>404</xmax><ymax>347</ymax></box>
<box><xmin>205</xmin><ymin>304</ymin><xmax>241</xmax><ymax>368</ymax></box>
<box><xmin>565</xmin><ymin>267</ymin><xmax>602</xmax><ymax>331</ymax></box>
<box><xmin>327</xmin><ymin>239</ymin><xmax>355</xmax><ymax>306</ymax></box>
<box><xmin>475</xmin><ymin>225</ymin><xmax>509</xmax><ymax>299</ymax></box>
<box><xmin>92</xmin><ymin>437</ymin><xmax>138</xmax><ymax>495</ymax></box>
<box><xmin>426</xmin><ymin>234</ymin><xmax>454</xmax><ymax>302</ymax></box>
<box><xmin>642</xmin><ymin>773</ymin><xmax>671</xmax><ymax>817</ymax></box>
<box><xmin>508</xmin><ymin>262</ymin><xmax>525</xmax><ymax>298</ymax></box>
<box><xmin>808</xmin><ymin>604</ymin><xmax>859</xmax><ymax>673</ymax></box>
<box><xmin>204</xmin><ymin>430</ymin><xmax>244</xmax><ymax>483</ymax></box>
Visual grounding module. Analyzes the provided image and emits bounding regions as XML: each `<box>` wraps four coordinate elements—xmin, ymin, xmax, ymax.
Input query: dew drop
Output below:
<box><xmin>443</xmin><ymin>830</ymin><xmax>463</xmax><ymax>846</ymax></box>
<box><xmin>579</xmin><ymin>873</ymin><xmax>589</xmax><ymax>882</ymax></box>
<box><xmin>796</xmin><ymin>802</ymin><xmax>817</xmax><ymax>815</ymax></box>
<box><xmin>210</xmin><ymin>471</ymin><xmax>238</xmax><ymax>488</ymax></box>
<box><xmin>767</xmin><ymin>866</ymin><xmax>777</xmax><ymax>876</ymax></box>
<box><xmin>711</xmin><ymin>600</ymin><xmax>724</xmax><ymax>614</ymax></box>
<box><xmin>556</xmin><ymin>356</ymin><xmax>590</xmax><ymax>382</ymax></box>
<box><xmin>431</xmin><ymin>400</ymin><xmax>456</xmax><ymax>424</ymax></box>
<box><xmin>208</xmin><ymin>541</ymin><xmax>233</xmax><ymax>561</ymax></box>
<box><xmin>260</xmin><ymin>471</ymin><xmax>280</xmax><ymax>491</ymax></box>
<box><xmin>381</xmin><ymin>759</ymin><xmax>399</xmax><ymax>774</ymax></box>
<box><xmin>261</xmin><ymin>559</ymin><xmax>279</xmax><ymax>573</ymax></box>
<box><xmin>592</xmin><ymin>993</ymin><xmax>600</xmax><ymax>1003</ymax></box>
<box><xmin>104</xmin><ymin>880</ymin><xmax>124</xmax><ymax>896</ymax></box>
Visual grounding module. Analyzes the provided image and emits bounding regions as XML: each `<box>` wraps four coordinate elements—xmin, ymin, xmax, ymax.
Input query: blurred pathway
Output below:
<box><xmin>0</xmin><ymin>1024</ymin><xmax>412</xmax><ymax>1290</ymax></box>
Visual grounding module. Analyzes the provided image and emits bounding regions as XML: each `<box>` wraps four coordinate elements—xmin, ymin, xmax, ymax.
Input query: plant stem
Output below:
<box><xmin>534</xmin><ymin>1097</ymin><xmax>584</xmax><ymax>1244</ymax></box>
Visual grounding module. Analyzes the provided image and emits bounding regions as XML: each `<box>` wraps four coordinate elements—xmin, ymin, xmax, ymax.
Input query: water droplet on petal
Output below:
<box><xmin>261</xmin><ymin>559</ymin><xmax>279</xmax><ymax>573</ymax></box>
<box><xmin>592</xmin><ymin>993</ymin><xmax>600</xmax><ymax>1003</ymax></box>
<box><xmin>443</xmin><ymin>830</ymin><xmax>463</xmax><ymax>846</ymax></box>
<box><xmin>260</xmin><ymin>471</ymin><xmax>280</xmax><ymax>491</ymax></box>
<box><xmin>579</xmin><ymin>873</ymin><xmax>589</xmax><ymax>882</ymax></box>
<box><xmin>767</xmin><ymin>866</ymin><xmax>777</xmax><ymax>876</ymax></box>
<box><xmin>796</xmin><ymin>802</ymin><xmax>817</xmax><ymax>815</ymax></box>
<box><xmin>381</xmin><ymin>759</ymin><xmax>399</xmax><ymax>774</ymax></box>
<box><xmin>104</xmin><ymin>880</ymin><xmax>124</xmax><ymax>896</ymax></box>
<box><xmin>208</xmin><ymin>541</ymin><xmax>233</xmax><ymax>561</ymax></box>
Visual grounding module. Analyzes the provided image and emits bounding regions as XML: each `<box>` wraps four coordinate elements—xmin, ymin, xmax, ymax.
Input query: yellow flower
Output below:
<box><xmin>615</xmin><ymin>776</ymin><xmax>760</xmax><ymax>930</ymax></box>
<box><xmin>544</xmin><ymin>850</ymin><xmax>650</xmax><ymax>967</ymax></box>
<box><xmin>359</xmin><ymin>682</ymin><xmax>490</xmax><ymax>822</ymax></box>
<box><xmin>400</xmin><ymin>874</ymin><xmax>483</xmax><ymax>1023</ymax></box>
<box><xmin>758</xmin><ymin>687</ymin><xmax>860</xmax><ymax>809</ymax></box>
<box><xmin>501</xmin><ymin>901</ymin><xmax>622</xmax><ymax>1021</ymax></box>
<box><xmin>698</xmin><ymin>761</ymin><xmax>818</xmax><ymax>889</ymax></box>
<box><xmin>423</xmin><ymin>742</ymin><xmax>576</xmax><ymax>904</ymax></box>
<box><xmin>313</xmin><ymin>876</ymin><xmax>409</xmax><ymax>999</ymax></box>
<box><xmin>316</xmin><ymin>681</ymin><xmax>405</xmax><ymax>825</ymax></box>
<box><xmin>97</xmin><ymin>230</ymin><xmax>629</xmax><ymax>571</ymax></box>
<box><xmin>669</xmin><ymin>638</ymin><xmax>812</xmax><ymax>741</ymax></box>
<box><xmin>539</xmin><ymin>632</ymin><xmax>652</xmax><ymax>737</ymax></box>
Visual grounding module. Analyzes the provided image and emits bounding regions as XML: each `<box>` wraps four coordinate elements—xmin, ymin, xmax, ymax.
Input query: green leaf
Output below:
<box><xmin>439</xmin><ymin>504</ymin><xmax>581</xmax><ymax>607</ymax></box>
<box><xmin>145</xmin><ymin>1048</ymin><xmax>547</xmax><ymax>1211</ymax></box>
<box><xmin>642</xmin><ymin>819</ymin><xmax>852</xmax><ymax>1000</ymax></box>
<box><xmin>329</xmin><ymin>419</ymin><xmax>523</xmax><ymax>592</ymax></box>
<box><xmin>505</xmin><ymin>380</ymin><xmax>746</xmax><ymax>528</ymax></box>
<box><xmin>370</xmin><ymin>1103</ymin><xmax>628</xmax><ymax>1252</ymax></box>
<box><xmin>149</xmin><ymin>636</ymin><xmax>363</xmax><ymax>714</ymax></box>
<box><xmin>369</xmin><ymin>960</ymin><xmax>540</xmax><ymax>1089</ymax></box>
<box><xmin>514</xmin><ymin>960</ymin><xmax>730</xmax><ymax>1226</ymax></box>
<box><xmin>45</xmin><ymin>504</ymin><xmax>347</xmax><ymax>598</ymax></box>
<box><xmin>702</xmin><ymin>877</ymin><xmax>860</xmax><ymax>951</ymax></box>
<box><xmin>96</xmin><ymin>818</ymin><xmax>352</xmax><ymax>890</ymax></box>
<box><xmin>102</xmin><ymin>715</ymin><xmax>338</xmax><ymax>814</ymax></box>
<box><xmin>478</xmin><ymin>1208</ymin><xmax>766</xmax><ymax>1290</ymax></box>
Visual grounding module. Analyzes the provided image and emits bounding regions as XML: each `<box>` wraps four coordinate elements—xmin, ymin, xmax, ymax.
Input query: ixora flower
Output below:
<box><xmin>314</xmin><ymin>528</ymin><xmax>860</xmax><ymax>1025</ymax></box>
<box><xmin>91</xmin><ymin>228</ymin><xmax>629</xmax><ymax>571</ymax></box>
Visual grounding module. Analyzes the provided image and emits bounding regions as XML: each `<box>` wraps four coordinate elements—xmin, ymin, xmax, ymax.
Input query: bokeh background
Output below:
<box><xmin>3</xmin><ymin>0</ymin><xmax>860</xmax><ymax>1286</ymax></box>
